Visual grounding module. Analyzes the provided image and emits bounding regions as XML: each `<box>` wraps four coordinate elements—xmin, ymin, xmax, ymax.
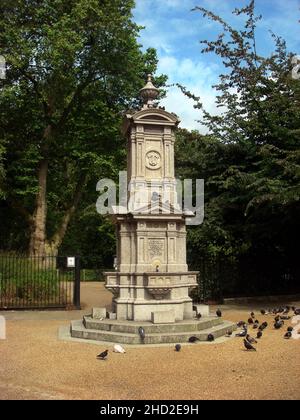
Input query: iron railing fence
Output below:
<box><xmin>0</xmin><ymin>254</ymin><xmax>80</xmax><ymax>310</ymax></box>
<box><xmin>191</xmin><ymin>255</ymin><xmax>299</xmax><ymax>303</ymax></box>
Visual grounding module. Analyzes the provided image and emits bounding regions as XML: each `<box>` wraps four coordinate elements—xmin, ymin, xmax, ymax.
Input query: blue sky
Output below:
<box><xmin>133</xmin><ymin>0</ymin><xmax>300</xmax><ymax>132</ymax></box>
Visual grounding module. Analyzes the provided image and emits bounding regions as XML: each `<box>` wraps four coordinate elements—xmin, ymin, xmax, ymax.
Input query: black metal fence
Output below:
<box><xmin>0</xmin><ymin>254</ymin><xmax>80</xmax><ymax>310</ymax></box>
<box><xmin>191</xmin><ymin>255</ymin><xmax>299</xmax><ymax>303</ymax></box>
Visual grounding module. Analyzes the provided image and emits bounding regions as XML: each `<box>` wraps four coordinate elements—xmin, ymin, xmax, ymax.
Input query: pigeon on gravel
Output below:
<box><xmin>256</xmin><ymin>331</ymin><xmax>263</xmax><ymax>339</ymax></box>
<box><xmin>113</xmin><ymin>344</ymin><xmax>126</xmax><ymax>354</ymax></box>
<box><xmin>226</xmin><ymin>330</ymin><xmax>233</xmax><ymax>337</ymax></box>
<box><xmin>287</xmin><ymin>326</ymin><xmax>293</xmax><ymax>333</ymax></box>
<box><xmin>253</xmin><ymin>324</ymin><xmax>259</xmax><ymax>330</ymax></box>
<box><xmin>236</xmin><ymin>329</ymin><xmax>247</xmax><ymax>338</ymax></box>
<box><xmin>246</xmin><ymin>334</ymin><xmax>258</xmax><ymax>344</ymax></box>
<box><xmin>283</xmin><ymin>307</ymin><xmax>290</xmax><ymax>315</ymax></box>
<box><xmin>284</xmin><ymin>332</ymin><xmax>292</xmax><ymax>339</ymax></box>
<box><xmin>196</xmin><ymin>313</ymin><xmax>202</xmax><ymax>320</ymax></box>
<box><xmin>260</xmin><ymin>309</ymin><xmax>266</xmax><ymax>315</ymax></box>
<box><xmin>97</xmin><ymin>350</ymin><xmax>108</xmax><ymax>360</ymax></box>
<box><xmin>237</xmin><ymin>321</ymin><xmax>246</xmax><ymax>328</ymax></box>
<box><xmin>274</xmin><ymin>320</ymin><xmax>284</xmax><ymax>330</ymax></box>
<box><xmin>207</xmin><ymin>334</ymin><xmax>215</xmax><ymax>342</ymax></box>
<box><xmin>250</xmin><ymin>312</ymin><xmax>255</xmax><ymax>319</ymax></box>
<box><xmin>248</xmin><ymin>318</ymin><xmax>254</xmax><ymax>325</ymax></box>
<box><xmin>175</xmin><ymin>344</ymin><xmax>181</xmax><ymax>352</ymax></box>
<box><xmin>243</xmin><ymin>339</ymin><xmax>256</xmax><ymax>351</ymax></box>
<box><xmin>259</xmin><ymin>322</ymin><xmax>268</xmax><ymax>331</ymax></box>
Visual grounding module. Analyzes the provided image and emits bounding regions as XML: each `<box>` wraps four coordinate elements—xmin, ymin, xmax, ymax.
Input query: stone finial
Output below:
<box><xmin>139</xmin><ymin>74</ymin><xmax>159</xmax><ymax>109</ymax></box>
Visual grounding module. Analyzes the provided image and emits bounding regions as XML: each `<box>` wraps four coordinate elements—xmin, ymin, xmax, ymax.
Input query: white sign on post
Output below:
<box><xmin>67</xmin><ymin>257</ymin><xmax>76</xmax><ymax>268</ymax></box>
<box><xmin>0</xmin><ymin>316</ymin><xmax>6</xmax><ymax>340</ymax></box>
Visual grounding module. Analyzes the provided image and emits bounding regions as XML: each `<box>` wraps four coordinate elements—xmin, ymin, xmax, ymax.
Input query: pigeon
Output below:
<box><xmin>280</xmin><ymin>316</ymin><xmax>291</xmax><ymax>321</ymax></box>
<box><xmin>196</xmin><ymin>313</ymin><xmax>202</xmax><ymax>320</ymax></box>
<box><xmin>243</xmin><ymin>339</ymin><xmax>256</xmax><ymax>351</ymax></box>
<box><xmin>138</xmin><ymin>327</ymin><xmax>146</xmax><ymax>341</ymax></box>
<box><xmin>253</xmin><ymin>324</ymin><xmax>259</xmax><ymax>330</ymax></box>
<box><xmin>294</xmin><ymin>309</ymin><xmax>300</xmax><ymax>316</ymax></box>
<box><xmin>246</xmin><ymin>334</ymin><xmax>258</xmax><ymax>344</ymax></box>
<box><xmin>97</xmin><ymin>350</ymin><xmax>108</xmax><ymax>360</ymax></box>
<box><xmin>260</xmin><ymin>309</ymin><xmax>266</xmax><ymax>315</ymax></box>
<box><xmin>274</xmin><ymin>315</ymin><xmax>280</xmax><ymax>322</ymax></box>
<box><xmin>175</xmin><ymin>344</ymin><xmax>181</xmax><ymax>352</ymax></box>
<box><xmin>254</xmin><ymin>320</ymin><xmax>260</xmax><ymax>324</ymax></box>
<box><xmin>189</xmin><ymin>336</ymin><xmax>200</xmax><ymax>343</ymax></box>
<box><xmin>248</xmin><ymin>318</ymin><xmax>254</xmax><ymax>325</ymax></box>
<box><xmin>236</xmin><ymin>329</ymin><xmax>247</xmax><ymax>337</ymax></box>
<box><xmin>225</xmin><ymin>330</ymin><xmax>233</xmax><ymax>337</ymax></box>
<box><xmin>283</xmin><ymin>307</ymin><xmax>290</xmax><ymax>315</ymax></box>
<box><xmin>113</xmin><ymin>344</ymin><xmax>126</xmax><ymax>354</ymax></box>
<box><xmin>207</xmin><ymin>334</ymin><xmax>215</xmax><ymax>342</ymax></box>
<box><xmin>216</xmin><ymin>309</ymin><xmax>222</xmax><ymax>318</ymax></box>
<box><xmin>250</xmin><ymin>312</ymin><xmax>255</xmax><ymax>319</ymax></box>
<box><xmin>259</xmin><ymin>322</ymin><xmax>268</xmax><ymax>331</ymax></box>
<box><xmin>287</xmin><ymin>326</ymin><xmax>293</xmax><ymax>333</ymax></box>
<box><xmin>257</xmin><ymin>331</ymin><xmax>263</xmax><ymax>339</ymax></box>
<box><xmin>237</xmin><ymin>321</ymin><xmax>246</xmax><ymax>328</ymax></box>
<box><xmin>284</xmin><ymin>332</ymin><xmax>292</xmax><ymax>339</ymax></box>
<box><xmin>274</xmin><ymin>321</ymin><xmax>284</xmax><ymax>330</ymax></box>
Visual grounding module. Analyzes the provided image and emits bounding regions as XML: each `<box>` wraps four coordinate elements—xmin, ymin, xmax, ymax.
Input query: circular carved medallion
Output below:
<box><xmin>146</xmin><ymin>150</ymin><xmax>161</xmax><ymax>170</ymax></box>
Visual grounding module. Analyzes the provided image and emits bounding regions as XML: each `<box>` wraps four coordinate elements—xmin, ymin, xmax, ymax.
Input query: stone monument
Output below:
<box><xmin>105</xmin><ymin>75</ymin><xmax>198</xmax><ymax>322</ymax></box>
<box><xmin>69</xmin><ymin>76</ymin><xmax>236</xmax><ymax>344</ymax></box>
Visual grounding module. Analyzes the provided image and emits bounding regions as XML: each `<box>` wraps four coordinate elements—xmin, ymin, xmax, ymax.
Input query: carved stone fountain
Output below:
<box><xmin>69</xmin><ymin>76</ymin><xmax>236</xmax><ymax>344</ymax></box>
<box><xmin>104</xmin><ymin>75</ymin><xmax>198</xmax><ymax>322</ymax></box>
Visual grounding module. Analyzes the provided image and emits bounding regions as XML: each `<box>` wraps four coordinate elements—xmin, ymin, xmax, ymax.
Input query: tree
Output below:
<box><xmin>176</xmin><ymin>0</ymin><xmax>300</xmax><ymax>296</ymax></box>
<box><xmin>0</xmin><ymin>0</ymin><xmax>166</xmax><ymax>256</ymax></box>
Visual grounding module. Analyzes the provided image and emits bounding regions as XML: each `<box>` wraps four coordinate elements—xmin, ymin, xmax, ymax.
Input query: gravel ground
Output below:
<box><xmin>0</xmin><ymin>283</ymin><xmax>299</xmax><ymax>400</ymax></box>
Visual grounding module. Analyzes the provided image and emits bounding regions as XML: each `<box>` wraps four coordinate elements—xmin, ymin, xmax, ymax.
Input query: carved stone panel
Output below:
<box><xmin>146</xmin><ymin>150</ymin><xmax>161</xmax><ymax>170</ymax></box>
<box><xmin>148</xmin><ymin>239</ymin><xmax>164</xmax><ymax>259</ymax></box>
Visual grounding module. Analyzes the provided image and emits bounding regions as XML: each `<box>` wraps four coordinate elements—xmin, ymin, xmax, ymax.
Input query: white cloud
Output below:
<box><xmin>157</xmin><ymin>56</ymin><xmax>221</xmax><ymax>132</ymax></box>
<box><xmin>133</xmin><ymin>0</ymin><xmax>300</xmax><ymax>132</ymax></box>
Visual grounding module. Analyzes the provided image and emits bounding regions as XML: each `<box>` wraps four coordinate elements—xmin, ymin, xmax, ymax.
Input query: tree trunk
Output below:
<box><xmin>29</xmin><ymin>158</ymin><xmax>48</xmax><ymax>256</ymax></box>
<box><xmin>46</xmin><ymin>174</ymin><xmax>87</xmax><ymax>256</ymax></box>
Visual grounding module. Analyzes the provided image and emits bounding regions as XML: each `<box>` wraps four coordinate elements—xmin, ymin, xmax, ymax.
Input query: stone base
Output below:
<box><xmin>151</xmin><ymin>310</ymin><xmax>175</xmax><ymax>324</ymax></box>
<box><xmin>70</xmin><ymin>316</ymin><xmax>237</xmax><ymax>345</ymax></box>
<box><xmin>92</xmin><ymin>307</ymin><xmax>107</xmax><ymax>319</ymax></box>
<box><xmin>193</xmin><ymin>304</ymin><xmax>210</xmax><ymax>317</ymax></box>
<box><xmin>105</xmin><ymin>271</ymin><xmax>198</xmax><ymax>322</ymax></box>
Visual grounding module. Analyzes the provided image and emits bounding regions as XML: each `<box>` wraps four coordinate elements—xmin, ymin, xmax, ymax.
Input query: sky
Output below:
<box><xmin>133</xmin><ymin>0</ymin><xmax>300</xmax><ymax>132</ymax></box>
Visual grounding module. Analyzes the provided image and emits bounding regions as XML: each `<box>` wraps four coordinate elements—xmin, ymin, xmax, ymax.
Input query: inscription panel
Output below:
<box><xmin>148</xmin><ymin>239</ymin><xmax>164</xmax><ymax>259</ymax></box>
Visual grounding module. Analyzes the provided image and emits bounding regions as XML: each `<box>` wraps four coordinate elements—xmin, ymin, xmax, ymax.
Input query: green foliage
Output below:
<box><xmin>0</xmin><ymin>0</ymin><xmax>166</xmax><ymax>253</ymax></box>
<box><xmin>176</xmin><ymin>1</ymin><xmax>300</xmax><ymax>297</ymax></box>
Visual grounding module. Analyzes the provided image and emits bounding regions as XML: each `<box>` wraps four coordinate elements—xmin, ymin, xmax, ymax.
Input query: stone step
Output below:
<box><xmin>71</xmin><ymin>319</ymin><xmax>236</xmax><ymax>345</ymax></box>
<box><xmin>83</xmin><ymin>316</ymin><xmax>223</xmax><ymax>334</ymax></box>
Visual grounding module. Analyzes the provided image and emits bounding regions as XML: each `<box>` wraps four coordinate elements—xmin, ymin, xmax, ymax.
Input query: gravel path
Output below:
<box><xmin>0</xmin><ymin>283</ymin><xmax>299</xmax><ymax>400</ymax></box>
